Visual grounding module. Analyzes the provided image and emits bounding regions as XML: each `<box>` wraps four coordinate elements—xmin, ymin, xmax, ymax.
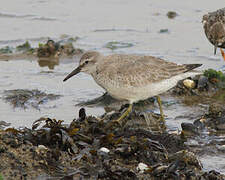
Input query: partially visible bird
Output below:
<box><xmin>202</xmin><ymin>8</ymin><xmax>225</xmax><ymax>61</ymax></box>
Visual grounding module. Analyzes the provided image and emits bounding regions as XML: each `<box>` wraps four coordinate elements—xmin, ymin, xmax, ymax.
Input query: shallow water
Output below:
<box><xmin>0</xmin><ymin>59</ymin><xmax>105</xmax><ymax>127</ymax></box>
<box><xmin>0</xmin><ymin>0</ymin><xmax>225</xmax><ymax>173</ymax></box>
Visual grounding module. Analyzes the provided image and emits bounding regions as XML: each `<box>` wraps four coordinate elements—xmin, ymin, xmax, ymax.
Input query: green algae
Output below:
<box><xmin>204</xmin><ymin>69</ymin><xmax>225</xmax><ymax>82</ymax></box>
<box><xmin>159</xmin><ymin>29</ymin><xmax>169</xmax><ymax>33</ymax></box>
<box><xmin>16</xmin><ymin>41</ymin><xmax>31</xmax><ymax>52</ymax></box>
<box><xmin>0</xmin><ymin>46</ymin><xmax>12</xmax><ymax>54</ymax></box>
<box><xmin>105</xmin><ymin>41</ymin><xmax>133</xmax><ymax>50</ymax></box>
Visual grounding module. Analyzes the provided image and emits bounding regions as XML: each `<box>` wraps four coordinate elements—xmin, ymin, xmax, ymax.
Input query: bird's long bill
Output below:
<box><xmin>63</xmin><ymin>66</ymin><xmax>81</xmax><ymax>82</ymax></box>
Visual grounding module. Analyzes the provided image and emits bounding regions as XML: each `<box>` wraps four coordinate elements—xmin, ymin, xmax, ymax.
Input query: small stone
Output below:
<box><xmin>183</xmin><ymin>79</ymin><xmax>196</xmax><ymax>89</ymax></box>
<box><xmin>38</xmin><ymin>145</ymin><xmax>48</xmax><ymax>150</ymax></box>
<box><xmin>36</xmin><ymin>145</ymin><xmax>48</xmax><ymax>155</ymax></box>
<box><xmin>167</xmin><ymin>11</ymin><xmax>178</xmax><ymax>19</ymax></box>
<box><xmin>137</xmin><ymin>162</ymin><xmax>149</xmax><ymax>173</ymax></box>
<box><xmin>99</xmin><ymin>147</ymin><xmax>110</xmax><ymax>153</ymax></box>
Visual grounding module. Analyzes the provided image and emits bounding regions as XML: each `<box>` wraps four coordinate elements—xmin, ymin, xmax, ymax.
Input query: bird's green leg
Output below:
<box><xmin>105</xmin><ymin>104</ymin><xmax>133</xmax><ymax>129</ymax></box>
<box><xmin>115</xmin><ymin>103</ymin><xmax>133</xmax><ymax>124</ymax></box>
<box><xmin>220</xmin><ymin>48</ymin><xmax>225</xmax><ymax>61</ymax></box>
<box><xmin>156</xmin><ymin>96</ymin><xmax>164</xmax><ymax>121</ymax></box>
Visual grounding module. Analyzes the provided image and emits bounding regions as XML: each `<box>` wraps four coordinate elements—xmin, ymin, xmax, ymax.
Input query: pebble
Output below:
<box><xmin>99</xmin><ymin>147</ymin><xmax>110</xmax><ymax>153</ymax></box>
<box><xmin>183</xmin><ymin>79</ymin><xmax>196</xmax><ymax>89</ymax></box>
<box><xmin>36</xmin><ymin>145</ymin><xmax>48</xmax><ymax>155</ymax></box>
<box><xmin>137</xmin><ymin>162</ymin><xmax>149</xmax><ymax>173</ymax></box>
<box><xmin>38</xmin><ymin>145</ymin><xmax>48</xmax><ymax>150</ymax></box>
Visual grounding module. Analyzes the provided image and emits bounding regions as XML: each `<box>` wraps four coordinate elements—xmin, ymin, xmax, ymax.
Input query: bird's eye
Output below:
<box><xmin>85</xmin><ymin>61</ymin><xmax>89</xmax><ymax>64</ymax></box>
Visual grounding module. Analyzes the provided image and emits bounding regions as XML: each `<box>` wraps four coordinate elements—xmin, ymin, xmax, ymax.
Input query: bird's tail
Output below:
<box><xmin>184</xmin><ymin>64</ymin><xmax>202</xmax><ymax>72</ymax></box>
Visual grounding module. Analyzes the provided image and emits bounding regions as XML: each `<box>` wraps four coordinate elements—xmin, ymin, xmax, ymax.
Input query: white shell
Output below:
<box><xmin>99</xmin><ymin>147</ymin><xmax>110</xmax><ymax>153</ymax></box>
<box><xmin>137</xmin><ymin>162</ymin><xmax>149</xmax><ymax>173</ymax></box>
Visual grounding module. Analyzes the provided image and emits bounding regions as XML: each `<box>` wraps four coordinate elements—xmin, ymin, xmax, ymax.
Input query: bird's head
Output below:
<box><xmin>63</xmin><ymin>51</ymin><xmax>101</xmax><ymax>82</ymax></box>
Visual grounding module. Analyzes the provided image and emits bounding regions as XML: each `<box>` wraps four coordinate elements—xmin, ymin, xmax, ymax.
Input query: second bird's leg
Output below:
<box><xmin>156</xmin><ymin>96</ymin><xmax>164</xmax><ymax>121</ymax></box>
<box><xmin>220</xmin><ymin>48</ymin><xmax>225</xmax><ymax>61</ymax></box>
<box><xmin>105</xmin><ymin>104</ymin><xmax>133</xmax><ymax>129</ymax></box>
<box><xmin>115</xmin><ymin>103</ymin><xmax>133</xmax><ymax>124</ymax></box>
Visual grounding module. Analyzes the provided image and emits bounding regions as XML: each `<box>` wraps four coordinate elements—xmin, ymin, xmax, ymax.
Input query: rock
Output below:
<box><xmin>167</xmin><ymin>11</ymin><xmax>178</xmax><ymax>19</ymax></box>
<box><xmin>197</xmin><ymin>75</ymin><xmax>209</xmax><ymax>90</ymax></box>
<box><xmin>183</xmin><ymin>79</ymin><xmax>196</xmax><ymax>89</ymax></box>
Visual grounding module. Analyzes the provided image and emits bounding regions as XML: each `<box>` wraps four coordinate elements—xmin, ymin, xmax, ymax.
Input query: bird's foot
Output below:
<box><xmin>105</xmin><ymin>104</ymin><xmax>132</xmax><ymax>130</ymax></box>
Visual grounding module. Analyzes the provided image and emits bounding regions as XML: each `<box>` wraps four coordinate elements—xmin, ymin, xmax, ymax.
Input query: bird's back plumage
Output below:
<box><xmin>95</xmin><ymin>54</ymin><xmax>201</xmax><ymax>87</ymax></box>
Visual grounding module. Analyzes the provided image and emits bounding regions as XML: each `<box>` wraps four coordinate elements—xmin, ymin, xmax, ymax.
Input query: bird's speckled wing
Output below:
<box><xmin>96</xmin><ymin>54</ymin><xmax>190</xmax><ymax>88</ymax></box>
